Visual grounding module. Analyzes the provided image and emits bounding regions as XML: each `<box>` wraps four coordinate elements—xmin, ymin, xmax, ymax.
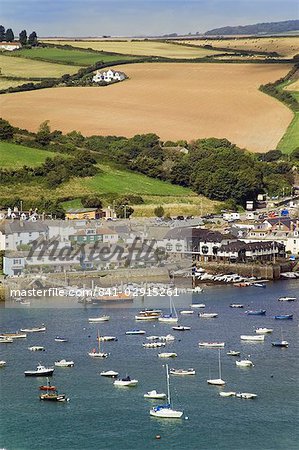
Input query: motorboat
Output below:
<box><xmin>240</xmin><ymin>335</ymin><xmax>265</xmax><ymax>342</ymax></box>
<box><xmin>88</xmin><ymin>331</ymin><xmax>109</xmax><ymax>358</ymax></box>
<box><xmin>245</xmin><ymin>310</ymin><xmax>266</xmax><ymax>316</ymax></box>
<box><xmin>198</xmin><ymin>313</ymin><xmax>218</xmax><ymax>318</ymax></box>
<box><xmin>159</xmin><ymin>334</ymin><xmax>175</xmax><ymax>342</ymax></box>
<box><xmin>274</xmin><ymin>314</ymin><xmax>293</xmax><ymax>320</ymax></box>
<box><xmin>169</xmin><ymin>368</ymin><xmax>195</xmax><ymax>376</ymax></box>
<box><xmin>236</xmin><ymin>359</ymin><xmax>254</xmax><ymax>367</ymax></box>
<box><xmin>199</xmin><ymin>342</ymin><xmax>225</xmax><ymax>348</ymax></box>
<box><xmin>114</xmin><ymin>376</ymin><xmax>138</xmax><ymax>387</ymax></box>
<box><xmin>0</xmin><ymin>337</ymin><xmax>13</xmax><ymax>343</ymax></box>
<box><xmin>98</xmin><ymin>336</ymin><xmax>117</xmax><ymax>341</ymax></box>
<box><xmin>28</xmin><ymin>346</ymin><xmax>45</xmax><ymax>352</ymax></box>
<box><xmin>0</xmin><ymin>361</ymin><xmax>6</xmax><ymax>367</ymax></box>
<box><xmin>207</xmin><ymin>349</ymin><xmax>225</xmax><ymax>386</ymax></box>
<box><xmin>143</xmin><ymin>342</ymin><xmax>165</xmax><ymax>348</ymax></box>
<box><xmin>135</xmin><ymin>313</ymin><xmax>159</xmax><ymax>321</ymax></box>
<box><xmin>190</xmin><ymin>303</ymin><xmax>206</xmax><ymax>308</ymax></box>
<box><xmin>88</xmin><ymin>316</ymin><xmax>110</xmax><ymax>323</ymax></box>
<box><xmin>227</xmin><ymin>350</ymin><xmax>240</xmax><ymax>356</ymax></box>
<box><xmin>125</xmin><ymin>330</ymin><xmax>146</xmax><ymax>335</ymax></box>
<box><xmin>255</xmin><ymin>328</ymin><xmax>273</xmax><ymax>334</ymax></box>
<box><xmin>0</xmin><ymin>332</ymin><xmax>27</xmax><ymax>339</ymax></box>
<box><xmin>146</xmin><ymin>335</ymin><xmax>160</xmax><ymax>341</ymax></box>
<box><xmin>139</xmin><ymin>309</ymin><xmax>162</xmax><ymax>315</ymax></box>
<box><xmin>272</xmin><ymin>340</ymin><xmax>289</xmax><ymax>347</ymax></box>
<box><xmin>39</xmin><ymin>379</ymin><xmax>56</xmax><ymax>391</ymax></box>
<box><xmin>230</xmin><ymin>304</ymin><xmax>244</xmax><ymax>308</ymax></box>
<box><xmin>180</xmin><ymin>310</ymin><xmax>194</xmax><ymax>315</ymax></box>
<box><xmin>158</xmin><ymin>296</ymin><xmax>178</xmax><ymax>323</ymax></box>
<box><xmin>55</xmin><ymin>337</ymin><xmax>68</xmax><ymax>342</ymax></box>
<box><xmin>54</xmin><ymin>359</ymin><xmax>74</xmax><ymax>367</ymax></box>
<box><xmin>20</xmin><ymin>326</ymin><xmax>46</xmax><ymax>333</ymax></box>
<box><xmin>236</xmin><ymin>392</ymin><xmax>257</xmax><ymax>399</ymax></box>
<box><xmin>100</xmin><ymin>370</ymin><xmax>119</xmax><ymax>378</ymax></box>
<box><xmin>278</xmin><ymin>296</ymin><xmax>296</xmax><ymax>302</ymax></box>
<box><xmin>172</xmin><ymin>326</ymin><xmax>191</xmax><ymax>331</ymax></box>
<box><xmin>144</xmin><ymin>390</ymin><xmax>167</xmax><ymax>399</ymax></box>
<box><xmin>24</xmin><ymin>364</ymin><xmax>54</xmax><ymax>377</ymax></box>
<box><xmin>149</xmin><ymin>364</ymin><xmax>183</xmax><ymax>419</ymax></box>
<box><xmin>253</xmin><ymin>283</ymin><xmax>266</xmax><ymax>288</ymax></box>
<box><xmin>40</xmin><ymin>392</ymin><xmax>69</xmax><ymax>402</ymax></box>
<box><xmin>219</xmin><ymin>391</ymin><xmax>236</xmax><ymax>397</ymax></box>
<box><xmin>158</xmin><ymin>352</ymin><xmax>177</xmax><ymax>358</ymax></box>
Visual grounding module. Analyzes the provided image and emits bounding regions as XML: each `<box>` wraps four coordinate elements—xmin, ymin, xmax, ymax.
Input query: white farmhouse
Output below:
<box><xmin>92</xmin><ymin>69</ymin><xmax>126</xmax><ymax>83</ymax></box>
<box><xmin>0</xmin><ymin>42</ymin><xmax>21</xmax><ymax>51</ymax></box>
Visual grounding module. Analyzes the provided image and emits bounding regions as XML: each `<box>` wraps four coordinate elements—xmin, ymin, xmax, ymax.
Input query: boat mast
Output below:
<box><xmin>97</xmin><ymin>330</ymin><xmax>101</xmax><ymax>353</ymax></box>
<box><xmin>166</xmin><ymin>364</ymin><xmax>171</xmax><ymax>405</ymax></box>
<box><xmin>218</xmin><ymin>349</ymin><xmax>222</xmax><ymax>379</ymax></box>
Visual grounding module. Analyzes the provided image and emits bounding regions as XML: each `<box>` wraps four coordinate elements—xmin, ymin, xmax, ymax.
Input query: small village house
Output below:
<box><xmin>92</xmin><ymin>69</ymin><xmax>126</xmax><ymax>83</ymax></box>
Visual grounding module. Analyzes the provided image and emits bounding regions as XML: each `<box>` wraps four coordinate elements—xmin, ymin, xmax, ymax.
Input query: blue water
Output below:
<box><xmin>1</xmin><ymin>281</ymin><xmax>298</xmax><ymax>450</ymax></box>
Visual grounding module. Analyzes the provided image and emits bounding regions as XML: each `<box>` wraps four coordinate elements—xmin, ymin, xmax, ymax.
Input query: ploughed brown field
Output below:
<box><xmin>1</xmin><ymin>63</ymin><xmax>293</xmax><ymax>152</ymax></box>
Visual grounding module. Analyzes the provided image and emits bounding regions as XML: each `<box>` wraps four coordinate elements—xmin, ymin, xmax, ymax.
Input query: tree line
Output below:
<box><xmin>0</xmin><ymin>25</ymin><xmax>38</xmax><ymax>46</ymax></box>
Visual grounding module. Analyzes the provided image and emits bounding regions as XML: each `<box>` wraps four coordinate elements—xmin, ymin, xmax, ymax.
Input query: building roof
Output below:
<box><xmin>72</xmin><ymin>227</ymin><xmax>117</xmax><ymax>236</ymax></box>
<box><xmin>5</xmin><ymin>221</ymin><xmax>48</xmax><ymax>234</ymax></box>
<box><xmin>66</xmin><ymin>208</ymin><xmax>98</xmax><ymax>214</ymax></box>
<box><xmin>219</xmin><ymin>240</ymin><xmax>284</xmax><ymax>252</ymax></box>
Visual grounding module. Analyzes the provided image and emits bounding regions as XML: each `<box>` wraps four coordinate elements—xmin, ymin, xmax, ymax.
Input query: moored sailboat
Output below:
<box><xmin>207</xmin><ymin>349</ymin><xmax>225</xmax><ymax>386</ymax></box>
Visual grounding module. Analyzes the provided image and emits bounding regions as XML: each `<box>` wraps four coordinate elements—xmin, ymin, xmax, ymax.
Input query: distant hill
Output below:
<box><xmin>205</xmin><ymin>20</ymin><xmax>299</xmax><ymax>36</ymax></box>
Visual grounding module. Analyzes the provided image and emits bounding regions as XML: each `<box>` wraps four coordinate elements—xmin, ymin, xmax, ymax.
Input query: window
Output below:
<box><xmin>13</xmin><ymin>259</ymin><xmax>22</xmax><ymax>265</ymax></box>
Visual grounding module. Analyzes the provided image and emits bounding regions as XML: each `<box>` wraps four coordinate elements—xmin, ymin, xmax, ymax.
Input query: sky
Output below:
<box><xmin>1</xmin><ymin>0</ymin><xmax>298</xmax><ymax>37</ymax></box>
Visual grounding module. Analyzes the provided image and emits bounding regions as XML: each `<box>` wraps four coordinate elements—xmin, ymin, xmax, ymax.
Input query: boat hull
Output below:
<box><xmin>25</xmin><ymin>369</ymin><xmax>54</xmax><ymax>377</ymax></box>
<box><xmin>150</xmin><ymin>408</ymin><xmax>183</xmax><ymax>418</ymax></box>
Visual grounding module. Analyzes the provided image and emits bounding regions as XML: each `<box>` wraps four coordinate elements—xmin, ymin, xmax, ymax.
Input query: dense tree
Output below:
<box><xmin>115</xmin><ymin>203</ymin><xmax>134</xmax><ymax>219</ymax></box>
<box><xmin>81</xmin><ymin>196</ymin><xmax>102</xmax><ymax>208</ymax></box>
<box><xmin>0</xmin><ymin>25</ymin><xmax>5</xmax><ymax>42</ymax></box>
<box><xmin>5</xmin><ymin>28</ymin><xmax>14</xmax><ymax>42</ymax></box>
<box><xmin>28</xmin><ymin>31</ymin><xmax>38</xmax><ymax>46</ymax></box>
<box><xmin>19</xmin><ymin>30</ymin><xmax>27</xmax><ymax>46</ymax></box>
<box><xmin>0</xmin><ymin>118</ymin><xmax>14</xmax><ymax>140</ymax></box>
<box><xmin>154</xmin><ymin>205</ymin><xmax>165</xmax><ymax>218</ymax></box>
<box><xmin>35</xmin><ymin>121</ymin><xmax>51</xmax><ymax>146</ymax></box>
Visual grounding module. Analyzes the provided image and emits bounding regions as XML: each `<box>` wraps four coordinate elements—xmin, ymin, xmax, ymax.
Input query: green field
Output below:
<box><xmin>15</xmin><ymin>47</ymin><xmax>138</xmax><ymax>66</ymax></box>
<box><xmin>277</xmin><ymin>87</ymin><xmax>299</xmax><ymax>154</ymax></box>
<box><xmin>0</xmin><ymin>141</ymin><xmax>58</xmax><ymax>168</ymax></box>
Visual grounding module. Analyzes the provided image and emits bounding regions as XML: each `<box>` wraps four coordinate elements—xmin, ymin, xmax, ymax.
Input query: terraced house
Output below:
<box><xmin>69</xmin><ymin>227</ymin><xmax>118</xmax><ymax>244</ymax></box>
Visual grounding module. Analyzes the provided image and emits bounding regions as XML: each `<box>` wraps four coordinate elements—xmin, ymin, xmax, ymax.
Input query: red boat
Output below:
<box><xmin>39</xmin><ymin>385</ymin><xmax>56</xmax><ymax>391</ymax></box>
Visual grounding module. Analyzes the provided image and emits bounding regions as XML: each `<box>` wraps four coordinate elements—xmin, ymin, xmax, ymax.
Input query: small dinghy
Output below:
<box><xmin>55</xmin><ymin>337</ymin><xmax>68</xmax><ymax>342</ymax></box>
<box><xmin>255</xmin><ymin>328</ymin><xmax>273</xmax><ymax>334</ymax></box>
<box><xmin>198</xmin><ymin>313</ymin><xmax>218</xmax><ymax>318</ymax></box>
<box><xmin>172</xmin><ymin>325</ymin><xmax>191</xmax><ymax>331</ymax></box>
<box><xmin>219</xmin><ymin>391</ymin><xmax>236</xmax><ymax>397</ymax></box>
<box><xmin>272</xmin><ymin>340</ymin><xmax>289</xmax><ymax>347</ymax></box>
<box><xmin>245</xmin><ymin>310</ymin><xmax>266</xmax><ymax>316</ymax></box>
<box><xmin>169</xmin><ymin>368</ymin><xmax>195</xmax><ymax>376</ymax></box>
<box><xmin>125</xmin><ymin>330</ymin><xmax>146</xmax><ymax>335</ymax></box>
<box><xmin>88</xmin><ymin>316</ymin><xmax>110</xmax><ymax>323</ymax></box>
<box><xmin>180</xmin><ymin>310</ymin><xmax>194</xmax><ymax>315</ymax></box>
<box><xmin>274</xmin><ymin>314</ymin><xmax>293</xmax><ymax>320</ymax></box>
<box><xmin>227</xmin><ymin>350</ymin><xmax>240</xmax><ymax>356</ymax></box>
<box><xmin>158</xmin><ymin>352</ymin><xmax>177</xmax><ymax>358</ymax></box>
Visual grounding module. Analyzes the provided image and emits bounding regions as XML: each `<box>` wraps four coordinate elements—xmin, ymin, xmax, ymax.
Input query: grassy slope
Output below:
<box><xmin>277</xmin><ymin>81</ymin><xmax>299</xmax><ymax>154</ymax></box>
<box><xmin>41</xmin><ymin>40</ymin><xmax>222</xmax><ymax>59</ymax></box>
<box><xmin>0</xmin><ymin>54</ymin><xmax>81</xmax><ymax>78</ymax></box>
<box><xmin>0</xmin><ymin>141</ymin><xmax>57</xmax><ymax>168</ymax></box>
<box><xmin>15</xmin><ymin>47</ymin><xmax>138</xmax><ymax>66</ymax></box>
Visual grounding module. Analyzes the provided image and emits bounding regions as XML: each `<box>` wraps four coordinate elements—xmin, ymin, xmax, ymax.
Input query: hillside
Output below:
<box><xmin>205</xmin><ymin>19</ymin><xmax>299</xmax><ymax>36</ymax></box>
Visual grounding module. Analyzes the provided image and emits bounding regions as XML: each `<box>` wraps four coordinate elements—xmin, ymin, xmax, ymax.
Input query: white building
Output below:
<box><xmin>92</xmin><ymin>69</ymin><xmax>126</xmax><ymax>83</ymax></box>
<box><xmin>0</xmin><ymin>42</ymin><xmax>21</xmax><ymax>51</ymax></box>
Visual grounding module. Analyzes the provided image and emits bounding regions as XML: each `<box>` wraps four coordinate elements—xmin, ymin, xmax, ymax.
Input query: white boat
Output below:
<box><xmin>100</xmin><ymin>370</ymin><xmax>119</xmax><ymax>377</ymax></box>
<box><xmin>219</xmin><ymin>391</ymin><xmax>236</xmax><ymax>397</ymax></box>
<box><xmin>54</xmin><ymin>336</ymin><xmax>68</xmax><ymax>342</ymax></box>
<box><xmin>144</xmin><ymin>390</ymin><xmax>167</xmax><ymax>399</ymax></box>
<box><xmin>158</xmin><ymin>296</ymin><xmax>178</xmax><ymax>323</ymax></box>
<box><xmin>159</xmin><ymin>334</ymin><xmax>175</xmax><ymax>341</ymax></box>
<box><xmin>150</xmin><ymin>364</ymin><xmax>183</xmax><ymax>419</ymax></box>
<box><xmin>143</xmin><ymin>342</ymin><xmax>165</xmax><ymax>348</ymax></box>
<box><xmin>19</xmin><ymin>301</ymin><xmax>31</xmax><ymax>306</ymax></box>
<box><xmin>199</xmin><ymin>313</ymin><xmax>218</xmax><ymax>318</ymax></box>
<box><xmin>199</xmin><ymin>342</ymin><xmax>225</xmax><ymax>348</ymax></box>
<box><xmin>227</xmin><ymin>350</ymin><xmax>240</xmax><ymax>356</ymax></box>
<box><xmin>207</xmin><ymin>349</ymin><xmax>226</xmax><ymax>386</ymax></box>
<box><xmin>240</xmin><ymin>335</ymin><xmax>265</xmax><ymax>342</ymax></box>
<box><xmin>236</xmin><ymin>392</ymin><xmax>257</xmax><ymax>399</ymax></box>
<box><xmin>125</xmin><ymin>330</ymin><xmax>146</xmax><ymax>335</ymax></box>
<box><xmin>135</xmin><ymin>314</ymin><xmax>159</xmax><ymax>321</ymax></box>
<box><xmin>0</xmin><ymin>337</ymin><xmax>13</xmax><ymax>343</ymax></box>
<box><xmin>278</xmin><ymin>296</ymin><xmax>296</xmax><ymax>302</ymax></box>
<box><xmin>88</xmin><ymin>316</ymin><xmax>110</xmax><ymax>323</ymax></box>
<box><xmin>98</xmin><ymin>336</ymin><xmax>117</xmax><ymax>341</ymax></box>
<box><xmin>20</xmin><ymin>326</ymin><xmax>46</xmax><ymax>333</ymax></box>
<box><xmin>146</xmin><ymin>335</ymin><xmax>160</xmax><ymax>341</ymax></box>
<box><xmin>172</xmin><ymin>326</ymin><xmax>191</xmax><ymax>331</ymax></box>
<box><xmin>180</xmin><ymin>310</ymin><xmax>194</xmax><ymax>315</ymax></box>
<box><xmin>54</xmin><ymin>359</ymin><xmax>74</xmax><ymax>367</ymax></box>
<box><xmin>230</xmin><ymin>303</ymin><xmax>244</xmax><ymax>308</ymax></box>
<box><xmin>24</xmin><ymin>364</ymin><xmax>54</xmax><ymax>377</ymax></box>
<box><xmin>28</xmin><ymin>346</ymin><xmax>45</xmax><ymax>351</ymax></box>
<box><xmin>158</xmin><ymin>352</ymin><xmax>177</xmax><ymax>358</ymax></box>
<box><xmin>0</xmin><ymin>361</ymin><xmax>6</xmax><ymax>367</ymax></box>
<box><xmin>0</xmin><ymin>332</ymin><xmax>27</xmax><ymax>339</ymax></box>
<box><xmin>255</xmin><ymin>327</ymin><xmax>273</xmax><ymax>334</ymax></box>
<box><xmin>169</xmin><ymin>368</ymin><xmax>195</xmax><ymax>376</ymax></box>
<box><xmin>236</xmin><ymin>359</ymin><xmax>254</xmax><ymax>367</ymax></box>
<box><xmin>192</xmin><ymin>286</ymin><xmax>203</xmax><ymax>293</ymax></box>
<box><xmin>88</xmin><ymin>331</ymin><xmax>108</xmax><ymax>358</ymax></box>
<box><xmin>190</xmin><ymin>303</ymin><xmax>206</xmax><ymax>308</ymax></box>
<box><xmin>114</xmin><ymin>376</ymin><xmax>138</xmax><ymax>387</ymax></box>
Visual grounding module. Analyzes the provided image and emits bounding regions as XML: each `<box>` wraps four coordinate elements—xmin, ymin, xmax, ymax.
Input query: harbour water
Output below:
<box><xmin>0</xmin><ymin>280</ymin><xmax>298</xmax><ymax>450</ymax></box>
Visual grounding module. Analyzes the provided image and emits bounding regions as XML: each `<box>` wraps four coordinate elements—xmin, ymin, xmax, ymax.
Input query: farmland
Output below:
<box><xmin>42</xmin><ymin>39</ymin><xmax>223</xmax><ymax>59</ymax></box>
<box><xmin>0</xmin><ymin>63</ymin><xmax>292</xmax><ymax>152</ymax></box>
<box><xmin>0</xmin><ymin>54</ymin><xmax>81</xmax><ymax>79</ymax></box>
<box><xmin>13</xmin><ymin>47</ymin><xmax>138</xmax><ymax>66</ymax></box>
<box><xmin>177</xmin><ymin>36</ymin><xmax>299</xmax><ymax>58</ymax></box>
<box><xmin>0</xmin><ymin>141</ymin><xmax>57</xmax><ymax>168</ymax></box>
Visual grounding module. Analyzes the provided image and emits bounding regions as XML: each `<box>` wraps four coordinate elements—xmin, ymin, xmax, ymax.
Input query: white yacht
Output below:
<box><xmin>125</xmin><ymin>330</ymin><xmax>146</xmax><ymax>335</ymax></box>
<box><xmin>54</xmin><ymin>359</ymin><xmax>74</xmax><ymax>367</ymax></box>
<box><xmin>114</xmin><ymin>376</ymin><xmax>138</xmax><ymax>387</ymax></box>
<box><xmin>88</xmin><ymin>316</ymin><xmax>110</xmax><ymax>323</ymax></box>
<box><xmin>198</xmin><ymin>313</ymin><xmax>218</xmax><ymax>319</ymax></box>
<box><xmin>219</xmin><ymin>391</ymin><xmax>236</xmax><ymax>397</ymax></box>
<box><xmin>100</xmin><ymin>370</ymin><xmax>119</xmax><ymax>378</ymax></box>
<box><xmin>150</xmin><ymin>364</ymin><xmax>183</xmax><ymax>419</ymax></box>
<box><xmin>88</xmin><ymin>332</ymin><xmax>108</xmax><ymax>358</ymax></box>
<box><xmin>158</xmin><ymin>296</ymin><xmax>178</xmax><ymax>323</ymax></box>
<box><xmin>20</xmin><ymin>325</ymin><xmax>46</xmax><ymax>333</ymax></box>
<box><xmin>158</xmin><ymin>352</ymin><xmax>177</xmax><ymax>358</ymax></box>
<box><xmin>207</xmin><ymin>349</ymin><xmax>225</xmax><ymax>386</ymax></box>
<box><xmin>236</xmin><ymin>392</ymin><xmax>257</xmax><ymax>399</ymax></box>
<box><xmin>190</xmin><ymin>303</ymin><xmax>206</xmax><ymax>308</ymax></box>
<box><xmin>240</xmin><ymin>335</ymin><xmax>265</xmax><ymax>342</ymax></box>
<box><xmin>144</xmin><ymin>390</ymin><xmax>167</xmax><ymax>399</ymax></box>
<box><xmin>169</xmin><ymin>368</ymin><xmax>195</xmax><ymax>376</ymax></box>
<box><xmin>24</xmin><ymin>364</ymin><xmax>54</xmax><ymax>377</ymax></box>
<box><xmin>28</xmin><ymin>346</ymin><xmax>45</xmax><ymax>351</ymax></box>
<box><xmin>199</xmin><ymin>342</ymin><xmax>225</xmax><ymax>348</ymax></box>
<box><xmin>236</xmin><ymin>359</ymin><xmax>254</xmax><ymax>367</ymax></box>
<box><xmin>255</xmin><ymin>328</ymin><xmax>273</xmax><ymax>334</ymax></box>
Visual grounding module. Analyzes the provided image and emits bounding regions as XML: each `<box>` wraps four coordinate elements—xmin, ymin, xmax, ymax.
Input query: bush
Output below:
<box><xmin>81</xmin><ymin>196</ymin><xmax>102</xmax><ymax>208</ymax></box>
